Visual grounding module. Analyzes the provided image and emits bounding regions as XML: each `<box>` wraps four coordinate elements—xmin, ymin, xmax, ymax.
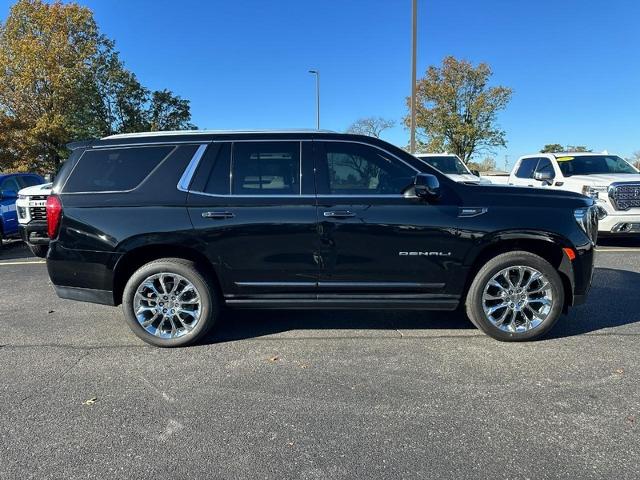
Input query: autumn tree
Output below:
<box><xmin>346</xmin><ymin>117</ymin><xmax>395</xmax><ymax>138</ymax></box>
<box><xmin>406</xmin><ymin>56</ymin><xmax>512</xmax><ymax>163</ymax></box>
<box><xmin>0</xmin><ymin>0</ymin><xmax>195</xmax><ymax>174</ymax></box>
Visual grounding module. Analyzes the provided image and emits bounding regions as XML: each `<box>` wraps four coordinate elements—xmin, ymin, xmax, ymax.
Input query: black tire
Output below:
<box><xmin>28</xmin><ymin>243</ymin><xmax>48</xmax><ymax>258</ymax></box>
<box><xmin>122</xmin><ymin>258</ymin><xmax>219</xmax><ymax>347</ymax></box>
<box><xmin>465</xmin><ymin>251</ymin><xmax>565</xmax><ymax>342</ymax></box>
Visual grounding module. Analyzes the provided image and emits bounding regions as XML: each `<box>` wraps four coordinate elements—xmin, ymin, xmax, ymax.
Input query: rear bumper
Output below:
<box><xmin>19</xmin><ymin>221</ymin><xmax>49</xmax><ymax>245</ymax></box>
<box><xmin>47</xmin><ymin>242</ymin><xmax>120</xmax><ymax>306</ymax></box>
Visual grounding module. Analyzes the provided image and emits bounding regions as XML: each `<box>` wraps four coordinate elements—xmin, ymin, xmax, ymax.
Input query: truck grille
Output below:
<box><xmin>609</xmin><ymin>183</ymin><xmax>640</xmax><ymax>210</ymax></box>
<box><xmin>29</xmin><ymin>206</ymin><xmax>47</xmax><ymax>221</ymax></box>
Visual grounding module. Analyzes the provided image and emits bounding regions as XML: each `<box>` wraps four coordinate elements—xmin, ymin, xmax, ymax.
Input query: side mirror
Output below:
<box><xmin>471</xmin><ymin>169</ymin><xmax>480</xmax><ymax>177</ymax></box>
<box><xmin>0</xmin><ymin>189</ymin><xmax>17</xmax><ymax>200</ymax></box>
<box><xmin>533</xmin><ymin>171</ymin><xmax>553</xmax><ymax>185</ymax></box>
<box><xmin>413</xmin><ymin>173</ymin><xmax>440</xmax><ymax>200</ymax></box>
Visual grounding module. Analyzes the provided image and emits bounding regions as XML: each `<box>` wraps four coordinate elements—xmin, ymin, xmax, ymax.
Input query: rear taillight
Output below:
<box><xmin>46</xmin><ymin>195</ymin><xmax>62</xmax><ymax>239</ymax></box>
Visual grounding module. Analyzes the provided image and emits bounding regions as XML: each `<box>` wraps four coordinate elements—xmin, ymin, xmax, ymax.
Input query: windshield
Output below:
<box><xmin>557</xmin><ymin>155</ymin><xmax>637</xmax><ymax>176</ymax></box>
<box><xmin>417</xmin><ymin>155</ymin><xmax>469</xmax><ymax>175</ymax></box>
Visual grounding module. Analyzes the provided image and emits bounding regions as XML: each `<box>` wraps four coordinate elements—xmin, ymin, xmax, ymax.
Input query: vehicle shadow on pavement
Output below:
<box><xmin>549</xmin><ymin>267</ymin><xmax>640</xmax><ymax>338</ymax></box>
<box><xmin>0</xmin><ymin>241</ymin><xmax>34</xmax><ymax>261</ymax></box>
<box><xmin>208</xmin><ymin>308</ymin><xmax>473</xmax><ymax>343</ymax></box>
<box><xmin>206</xmin><ymin>266</ymin><xmax>639</xmax><ymax>344</ymax></box>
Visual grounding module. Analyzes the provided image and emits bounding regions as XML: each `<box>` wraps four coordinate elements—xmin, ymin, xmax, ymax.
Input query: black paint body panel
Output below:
<box><xmin>47</xmin><ymin>132</ymin><xmax>596</xmax><ymax>310</ymax></box>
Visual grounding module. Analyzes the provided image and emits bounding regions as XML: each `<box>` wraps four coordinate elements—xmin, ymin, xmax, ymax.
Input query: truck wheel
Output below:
<box><xmin>465</xmin><ymin>251</ymin><xmax>564</xmax><ymax>341</ymax></box>
<box><xmin>122</xmin><ymin>258</ymin><xmax>219</xmax><ymax>347</ymax></box>
<box><xmin>28</xmin><ymin>244</ymin><xmax>48</xmax><ymax>258</ymax></box>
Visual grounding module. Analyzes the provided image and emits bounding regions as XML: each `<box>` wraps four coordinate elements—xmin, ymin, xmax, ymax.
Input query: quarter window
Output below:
<box><xmin>318</xmin><ymin>142</ymin><xmax>415</xmax><ymax>195</ymax></box>
<box><xmin>64</xmin><ymin>146</ymin><xmax>174</xmax><ymax>192</ymax></box>
<box><xmin>515</xmin><ymin>158</ymin><xmax>539</xmax><ymax>179</ymax></box>
<box><xmin>0</xmin><ymin>177</ymin><xmax>20</xmax><ymax>192</ymax></box>
<box><xmin>231</xmin><ymin>142</ymin><xmax>300</xmax><ymax>195</ymax></box>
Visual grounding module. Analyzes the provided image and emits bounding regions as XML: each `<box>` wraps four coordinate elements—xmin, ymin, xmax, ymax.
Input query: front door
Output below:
<box><xmin>313</xmin><ymin>140</ymin><xmax>462</xmax><ymax>308</ymax></box>
<box><xmin>187</xmin><ymin>140</ymin><xmax>319</xmax><ymax>305</ymax></box>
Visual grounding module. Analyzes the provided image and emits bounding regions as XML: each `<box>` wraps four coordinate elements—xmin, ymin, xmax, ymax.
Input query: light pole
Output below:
<box><xmin>308</xmin><ymin>69</ymin><xmax>320</xmax><ymax>130</ymax></box>
<box><xmin>409</xmin><ymin>0</ymin><xmax>417</xmax><ymax>154</ymax></box>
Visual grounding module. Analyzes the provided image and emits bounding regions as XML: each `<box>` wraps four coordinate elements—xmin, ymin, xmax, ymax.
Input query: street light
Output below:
<box><xmin>308</xmin><ymin>69</ymin><xmax>320</xmax><ymax>130</ymax></box>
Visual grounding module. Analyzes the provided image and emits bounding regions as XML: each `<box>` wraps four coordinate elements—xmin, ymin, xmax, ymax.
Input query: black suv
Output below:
<box><xmin>46</xmin><ymin>131</ymin><xmax>597</xmax><ymax>347</ymax></box>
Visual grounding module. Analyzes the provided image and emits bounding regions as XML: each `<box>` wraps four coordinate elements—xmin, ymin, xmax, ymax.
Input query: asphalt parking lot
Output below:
<box><xmin>1</xmin><ymin>240</ymin><xmax>639</xmax><ymax>479</ymax></box>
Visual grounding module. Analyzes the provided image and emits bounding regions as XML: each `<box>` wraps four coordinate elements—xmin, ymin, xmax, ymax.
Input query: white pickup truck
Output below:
<box><xmin>508</xmin><ymin>152</ymin><xmax>640</xmax><ymax>234</ymax></box>
<box><xmin>414</xmin><ymin>154</ymin><xmax>492</xmax><ymax>184</ymax></box>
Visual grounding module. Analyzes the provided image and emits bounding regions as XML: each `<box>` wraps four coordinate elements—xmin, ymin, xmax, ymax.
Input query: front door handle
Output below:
<box><xmin>202</xmin><ymin>211</ymin><xmax>235</xmax><ymax>219</ymax></box>
<box><xmin>323</xmin><ymin>210</ymin><xmax>356</xmax><ymax>218</ymax></box>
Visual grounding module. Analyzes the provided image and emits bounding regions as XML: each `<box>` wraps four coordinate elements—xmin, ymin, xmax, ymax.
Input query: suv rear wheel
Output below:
<box><xmin>122</xmin><ymin>258</ymin><xmax>219</xmax><ymax>347</ymax></box>
<box><xmin>465</xmin><ymin>251</ymin><xmax>564</xmax><ymax>341</ymax></box>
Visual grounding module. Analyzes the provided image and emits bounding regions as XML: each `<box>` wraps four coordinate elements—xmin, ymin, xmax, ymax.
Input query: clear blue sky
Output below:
<box><xmin>1</xmin><ymin>0</ymin><xmax>639</xmax><ymax>169</ymax></box>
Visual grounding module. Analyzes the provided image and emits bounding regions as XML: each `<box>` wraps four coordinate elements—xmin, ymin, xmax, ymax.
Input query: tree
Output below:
<box><xmin>0</xmin><ymin>0</ymin><xmax>196</xmax><ymax>174</ymax></box>
<box><xmin>406</xmin><ymin>56</ymin><xmax>512</xmax><ymax>163</ymax></box>
<box><xmin>540</xmin><ymin>144</ymin><xmax>565</xmax><ymax>153</ymax></box>
<box><xmin>149</xmin><ymin>89</ymin><xmax>196</xmax><ymax>131</ymax></box>
<box><xmin>540</xmin><ymin>144</ymin><xmax>591</xmax><ymax>153</ymax></box>
<box><xmin>346</xmin><ymin>117</ymin><xmax>395</xmax><ymax>138</ymax></box>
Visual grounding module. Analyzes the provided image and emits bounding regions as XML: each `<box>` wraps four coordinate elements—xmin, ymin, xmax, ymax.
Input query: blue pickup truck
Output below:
<box><xmin>0</xmin><ymin>173</ymin><xmax>45</xmax><ymax>250</ymax></box>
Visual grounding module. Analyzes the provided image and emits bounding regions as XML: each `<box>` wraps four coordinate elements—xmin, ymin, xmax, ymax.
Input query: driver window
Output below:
<box><xmin>319</xmin><ymin>142</ymin><xmax>415</xmax><ymax>195</ymax></box>
<box><xmin>534</xmin><ymin>158</ymin><xmax>555</xmax><ymax>178</ymax></box>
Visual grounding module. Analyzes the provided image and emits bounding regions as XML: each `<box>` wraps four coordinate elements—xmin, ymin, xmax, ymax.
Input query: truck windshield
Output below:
<box><xmin>417</xmin><ymin>155</ymin><xmax>469</xmax><ymax>175</ymax></box>
<box><xmin>558</xmin><ymin>155</ymin><xmax>637</xmax><ymax>176</ymax></box>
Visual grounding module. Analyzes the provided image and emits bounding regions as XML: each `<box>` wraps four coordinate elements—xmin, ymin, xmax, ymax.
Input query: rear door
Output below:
<box><xmin>187</xmin><ymin>140</ymin><xmax>319</xmax><ymax>304</ymax></box>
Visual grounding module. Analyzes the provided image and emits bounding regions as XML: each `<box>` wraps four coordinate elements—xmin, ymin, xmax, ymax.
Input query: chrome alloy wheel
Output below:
<box><xmin>482</xmin><ymin>266</ymin><xmax>553</xmax><ymax>333</ymax></box>
<box><xmin>133</xmin><ymin>273</ymin><xmax>202</xmax><ymax>339</ymax></box>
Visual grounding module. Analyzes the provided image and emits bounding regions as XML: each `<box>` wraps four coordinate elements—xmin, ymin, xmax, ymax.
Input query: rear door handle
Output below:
<box><xmin>202</xmin><ymin>211</ymin><xmax>235</xmax><ymax>219</ymax></box>
<box><xmin>323</xmin><ymin>210</ymin><xmax>356</xmax><ymax>218</ymax></box>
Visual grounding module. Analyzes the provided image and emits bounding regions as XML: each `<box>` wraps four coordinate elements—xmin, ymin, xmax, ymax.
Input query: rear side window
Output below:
<box><xmin>63</xmin><ymin>146</ymin><xmax>174</xmax><ymax>193</ymax></box>
<box><xmin>515</xmin><ymin>158</ymin><xmax>538</xmax><ymax>179</ymax></box>
<box><xmin>231</xmin><ymin>142</ymin><xmax>300</xmax><ymax>195</ymax></box>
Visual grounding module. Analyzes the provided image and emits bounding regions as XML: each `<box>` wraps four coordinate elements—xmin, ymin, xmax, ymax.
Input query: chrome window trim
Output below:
<box><xmin>177</xmin><ymin>144</ymin><xmax>208</xmax><ymax>192</ymax></box>
<box><xmin>178</xmin><ymin>138</ymin><xmax>420</xmax><ymax>199</ymax></box>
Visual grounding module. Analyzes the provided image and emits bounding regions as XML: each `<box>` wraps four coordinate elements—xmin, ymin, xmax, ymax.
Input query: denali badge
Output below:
<box><xmin>399</xmin><ymin>251</ymin><xmax>452</xmax><ymax>257</ymax></box>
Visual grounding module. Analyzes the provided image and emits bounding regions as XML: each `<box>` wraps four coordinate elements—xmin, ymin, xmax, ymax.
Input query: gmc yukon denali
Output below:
<box><xmin>45</xmin><ymin>131</ymin><xmax>597</xmax><ymax>347</ymax></box>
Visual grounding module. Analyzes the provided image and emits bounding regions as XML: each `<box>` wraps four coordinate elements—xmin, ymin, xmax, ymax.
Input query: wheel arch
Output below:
<box><xmin>463</xmin><ymin>232</ymin><xmax>574</xmax><ymax>311</ymax></box>
<box><xmin>112</xmin><ymin>244</ymin><xmax>221</xmax><ymax>306</ymax></box>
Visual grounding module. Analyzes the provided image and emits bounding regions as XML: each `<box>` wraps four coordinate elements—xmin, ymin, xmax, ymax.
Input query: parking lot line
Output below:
<box><xmin>0</xmin><ymin>260</ymin><xmax>46</xmax><ymax>266</ymax></box>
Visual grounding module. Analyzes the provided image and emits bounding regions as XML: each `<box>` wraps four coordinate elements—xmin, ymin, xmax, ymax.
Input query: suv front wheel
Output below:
<box><xmin>122</xmin><ymin>258</ymin><xmax>218</xmax><ymax>347</ymax></box>
<box><xmin>465</xmin><ymin>251</ymin><xmax>565</xmax><ymax>341</ymax></box>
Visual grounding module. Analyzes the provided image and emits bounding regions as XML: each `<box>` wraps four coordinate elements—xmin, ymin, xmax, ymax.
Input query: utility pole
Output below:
<box><xmin>308</xmin><ymin>70</ymin><xmax>320</xmax><ymax>130</ymax></box>
<box><xmin>409</xmin><ymin>0</ymin><xmax>418</xmax><ymax>153</ymax></box>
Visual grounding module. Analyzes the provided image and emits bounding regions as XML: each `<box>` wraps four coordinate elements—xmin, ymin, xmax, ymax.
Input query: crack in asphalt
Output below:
<box><xmin>18</xmin><ymin>350</ymin><xmax>92</xmax><ymax>406</ymax></box>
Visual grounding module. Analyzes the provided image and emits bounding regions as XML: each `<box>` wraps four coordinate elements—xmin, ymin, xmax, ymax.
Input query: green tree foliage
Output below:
<box><xmin>346</xmin><ymin>116</ymin><xmax>395</xmax><ymax>138</ymax></box>
<box><xmin>540</xmin><ymin>144</ymin><xmax>591</xmax><ymax>153</ymax></box>
<box><xmin>540</xmin><ymin>144</ymin><xmax>565</xmax><ymax>153</ymax></box>
<box><xmin>406</xmin><ymin>56</ymin><xmax>512</xmax><ymax>163</ymax></box>
<box><xmin>0</xmin><ymin>0</ymin><xmax>195</xmax><ymax>173</ymax></box>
